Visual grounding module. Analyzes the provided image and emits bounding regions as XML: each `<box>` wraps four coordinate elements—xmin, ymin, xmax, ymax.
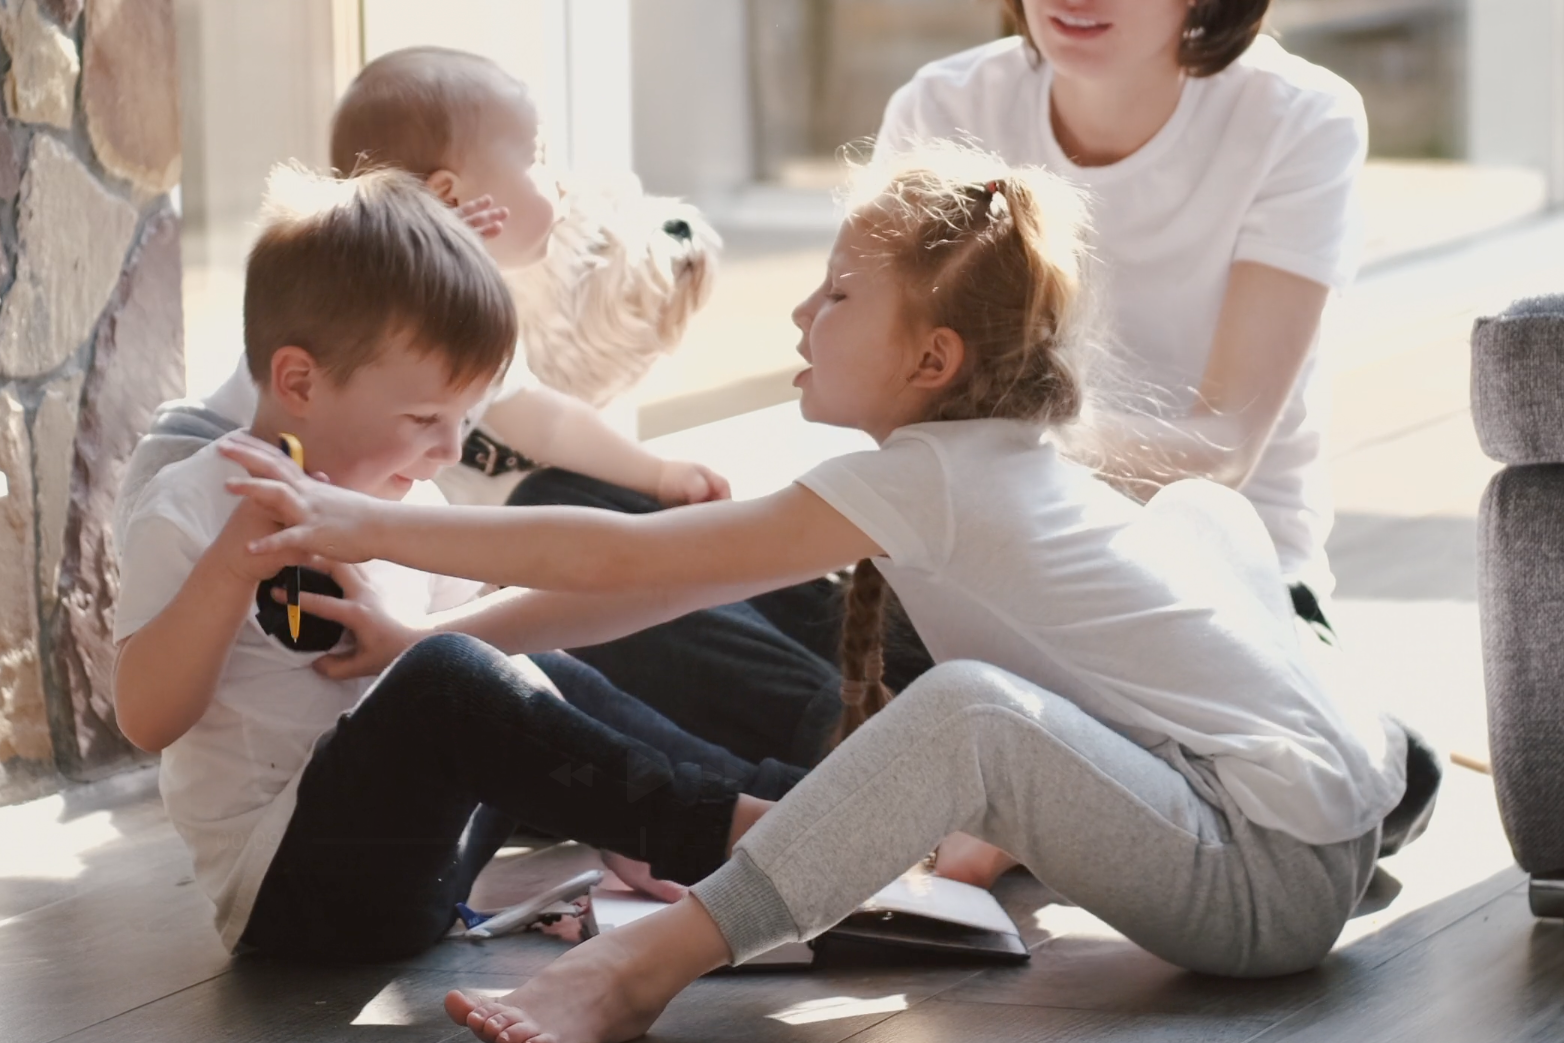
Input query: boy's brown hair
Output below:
<box><xmin>1002</xmin><ymin>0</ymin><xmax>1270</xmax><ymax>78</ymax></box>
<box><xmin>243</xmin><ymin>164</ymin><xmax>517</xmax><ymax>388</ymax></box>
<box><xmin>330</xmin><ymin>47</ymin><xmax>524</xmax><ymax>177</ymax></box>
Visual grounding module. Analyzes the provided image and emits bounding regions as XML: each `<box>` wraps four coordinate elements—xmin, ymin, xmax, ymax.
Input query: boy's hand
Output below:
<box><xmin>455</xmin><ymin>194</ymin><xmax>509</xmax><ymax>240</ymax></box>
<box><xmin>656</xmin><ymin>460</ymin><xmax>731</xmax><ymax>506</ymax></box>
<box><xmin>218</xmin><ymin>432</ymin><xmax>380</xmax><ymax>564</ymax></box>
<box><xmin>273</xmin><ymin>558</ymin><xmax>423</xmax><ymax>680</ymax></box>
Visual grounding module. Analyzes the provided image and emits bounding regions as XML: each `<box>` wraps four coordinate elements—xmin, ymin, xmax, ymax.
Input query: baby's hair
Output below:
<box><xmin>831</xmin><ymin>144</ymin><xmax>1096</xmax><ymax>745</ymax></box>
<box><xmin>330</xmin><ymin>47</ymin><xmax>529</xmax><ymax>178</ymax></box>
<box><xmin>243</xmin><ymin>163</ymin><xmax>517</xmax><ymax>390</ymax></box>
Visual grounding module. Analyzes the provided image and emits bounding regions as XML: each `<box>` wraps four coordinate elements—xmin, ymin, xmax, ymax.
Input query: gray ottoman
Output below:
<box><xmin>1472</xmin><ymin>295</ymin><xmax>1564</xmax><ymax>918</ymax></box>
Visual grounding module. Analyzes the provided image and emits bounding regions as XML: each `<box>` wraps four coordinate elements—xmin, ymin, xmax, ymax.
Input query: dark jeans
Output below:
<box><xmin>240</xmin><ymin>633</ymin><xmax>804</xmax><ymax>962</ymax></box>
<box><xmin>508</xmin><ymin>468</ymin><xmax>869</xmax><ymax>767</ymax></box>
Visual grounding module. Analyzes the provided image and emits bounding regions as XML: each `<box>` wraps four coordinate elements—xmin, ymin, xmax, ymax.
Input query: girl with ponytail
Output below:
<box><xmin>221</xmin><ymin>147</ymin><xmax>1407</xmax><ymax>1043</ymax></box>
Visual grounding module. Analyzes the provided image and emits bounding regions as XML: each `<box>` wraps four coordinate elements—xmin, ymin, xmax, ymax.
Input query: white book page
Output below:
<box><xmin>856</xmin><ymin>871</ymin><xmax>1020</xmax><ymax>937</ymax></box>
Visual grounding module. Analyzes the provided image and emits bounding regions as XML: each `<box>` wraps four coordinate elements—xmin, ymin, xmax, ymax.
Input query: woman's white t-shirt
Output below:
<box><xmin>799</xmin><ymin>419</ymin><xmax>1405</xmax><ymax>845</ymax></box>
<box><xmin>875</xmin><ymin>35</ymin><xmax>1368</xmax><ymax>594</ymax></box>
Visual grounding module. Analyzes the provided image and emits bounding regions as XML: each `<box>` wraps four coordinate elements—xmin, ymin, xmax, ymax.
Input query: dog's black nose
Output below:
<box><xmin>662</xmin><ymin>218</ymin><xmax>692</xmax><ymax>242</ymax></box>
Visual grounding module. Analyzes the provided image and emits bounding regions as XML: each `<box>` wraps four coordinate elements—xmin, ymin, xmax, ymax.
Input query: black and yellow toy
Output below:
<box><xmin>276</xmin><ymin>433</ymin><xmax>305</xmax><ymax>640</ymax></box>
<box><xmin>253</xmin><ymin>433</ymin><xmax>346</xmax><ymax>652</ymax></box>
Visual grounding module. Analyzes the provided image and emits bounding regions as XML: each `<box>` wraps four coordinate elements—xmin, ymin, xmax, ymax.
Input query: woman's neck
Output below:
<box><xmin>1049</xmin><ymin>60</ymin><xmax>1185</xmax><ymax>167</ymax></box>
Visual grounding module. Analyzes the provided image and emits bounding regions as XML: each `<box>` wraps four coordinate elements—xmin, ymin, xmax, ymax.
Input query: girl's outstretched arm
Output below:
<box><xmin>218</xmin><ymin>432</ymin><xmax>881</xmax><ymax>595</ymax></box>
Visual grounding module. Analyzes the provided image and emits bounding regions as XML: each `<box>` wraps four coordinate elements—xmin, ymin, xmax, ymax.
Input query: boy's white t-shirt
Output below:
<box><xmin>113</xmin><ymin>442</ymin><xmax>484</xmax><ymax>950</ymax></box>
<box><xmin>874</xmin><ymin>35</ymin><xmax>1368</xmax><ymax>594</ymax></box>
<box><xmin>799</xmin><ymin>419</ymin><xmax>1405</xmax><ymax>845</ymax></box>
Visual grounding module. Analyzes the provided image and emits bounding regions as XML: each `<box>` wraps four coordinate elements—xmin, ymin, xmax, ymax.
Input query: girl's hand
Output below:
<box><xmin>455</xmin><ymin>194</ymin><xmax>509</xmax><ymax>239</ymax></box>
<box><xmin>271</xmin><ymin>557</ymin><xmax>424</xmax><ymax>680</ymax></box>
<box><xmin>211</xmin><ymin>495</ymin><xmax>320</xmax><ymax>587</ymax></box>
<box><xmin>217</xmin><ymin>432</ymin><xmax>380</xmax><ymax>564</ymax></box>
<box><xmin>656</xmin><ymin>460</ymin><xmax>732</xmax><ymax>506</ymax></box>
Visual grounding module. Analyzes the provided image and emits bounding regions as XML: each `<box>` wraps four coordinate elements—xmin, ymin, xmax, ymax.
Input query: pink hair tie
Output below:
<box><xmin>985</xmin><ymin>180</ymin><xmax>1000</xmax><ymax>196</ymax></box>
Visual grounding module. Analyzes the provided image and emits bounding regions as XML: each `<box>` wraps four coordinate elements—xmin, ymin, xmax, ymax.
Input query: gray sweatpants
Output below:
<box><xmin>690</xmin><ymin>659</ymin><xmax>1380</xmax><ymax>978</ymax></box>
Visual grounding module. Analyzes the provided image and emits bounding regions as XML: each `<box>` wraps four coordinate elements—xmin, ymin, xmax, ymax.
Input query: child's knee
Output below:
<box><xmin>371</xmin><ymin>633</ymin><xmax>530</xmax><ymax>722</ymax></box>
<box><xmin>392</xmin><ymin>633</ymin><xmax>503</xmax><ymax>685</ymax></box>
<box><xmin>899</xmin><ymin>659</ymin><xmax>1056</xmax><ymax>718</ymax></box>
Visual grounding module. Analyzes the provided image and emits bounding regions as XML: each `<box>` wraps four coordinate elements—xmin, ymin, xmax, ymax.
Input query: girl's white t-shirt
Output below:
<box><xmin>799</xmin><ymin>419</ymin><xmax>1405</xmax><ymax>845</ymax></box>
<box><xmin>875</xmin><ymin>35</ymin><xmax>1368</xmax><ymax>594</ymax></box>
<box><xmin>113</xmin><ymin>442</ymin><xmax>484</xmax><ymax>949</ymax></box>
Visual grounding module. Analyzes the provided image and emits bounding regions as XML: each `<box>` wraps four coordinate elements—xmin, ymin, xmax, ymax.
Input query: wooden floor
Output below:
<box><xmin>7</xmin><ymin>214</ymin><xmax>1564</xmax><ymax>1042</ymax></box>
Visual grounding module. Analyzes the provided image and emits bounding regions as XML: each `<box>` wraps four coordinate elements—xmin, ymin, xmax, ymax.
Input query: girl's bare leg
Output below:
<box><xmin>932</xmin><ymin>831</ymin><xmax>1020</xmax><ymax>889</ymax></box>
<box><xmin>444</xmin><ymin>795</ymin><xmax>773</xmax><ymax>1043</ymax></box>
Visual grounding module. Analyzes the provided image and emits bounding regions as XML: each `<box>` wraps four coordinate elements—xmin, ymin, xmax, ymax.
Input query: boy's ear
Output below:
<box><xmin>426</xmin><ymin>169</ymin><xmax>462</xmax><ymax>206</ymax></box>
<box><xmin>269</xmin><ymin>345</ymin><xmax>321</xmax><ymax>417</ymax></box>
<box><xmin>907</xmin><ymin>327</ymin><xmax>966</xmax><ymax>392</ymax></box>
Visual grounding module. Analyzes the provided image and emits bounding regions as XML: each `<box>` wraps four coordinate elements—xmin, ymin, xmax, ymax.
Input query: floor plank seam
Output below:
<box><xmin>42</xmin><ymin>966</ymin><xmax>236</xmax><ymax>1043</ymax></box>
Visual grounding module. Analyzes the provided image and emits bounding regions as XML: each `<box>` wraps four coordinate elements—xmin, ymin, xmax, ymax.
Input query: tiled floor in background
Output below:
<box><xmin>8</xmin><ymin>211</ymin><xmax>1564</xmax><ymax>1041</ymax></box>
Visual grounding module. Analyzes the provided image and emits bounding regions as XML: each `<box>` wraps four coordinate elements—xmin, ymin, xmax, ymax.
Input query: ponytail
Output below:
<box><xmin>833</xmin><ymin>559</ymin><xmax>893</xmax><ymax>747</ymax></box>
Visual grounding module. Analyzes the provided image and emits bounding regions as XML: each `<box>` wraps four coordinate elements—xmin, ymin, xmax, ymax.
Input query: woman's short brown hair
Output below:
<box><xmin>1002</xmin><ymin>0</ymin><xmax>1270</xmax><ymax>78</ymax></box>
<box><xmin>244</xmin><ymin>164</ymin><xmax>517</xmax><ymax>390</ymax></box>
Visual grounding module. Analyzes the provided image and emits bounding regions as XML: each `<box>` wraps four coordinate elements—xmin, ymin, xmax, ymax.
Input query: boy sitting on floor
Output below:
<box><xmin>111</xmin><ymin>166</ymin><xmax>784</xmax><ymax>960</ymax></box>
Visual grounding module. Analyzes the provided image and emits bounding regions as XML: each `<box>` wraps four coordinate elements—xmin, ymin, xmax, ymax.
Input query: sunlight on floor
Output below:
<box><xmin>766</xmin><ymin>993</ymin><xmax>909</xmax><ymax>1026</ymax></box>
<box><xmin>0</xmin><ymin>798</ymin><xmax>124</xmax><ymax>886</ymax></box>
<box><xmin>352</xmin><ymin>983</ymin><xmax>514</xmax><ymax>1026</ymax></box>
<box><xmin>350</xmin><ymin>981</ymin><xmax>419</xmax><ymax>1027</ymax></box>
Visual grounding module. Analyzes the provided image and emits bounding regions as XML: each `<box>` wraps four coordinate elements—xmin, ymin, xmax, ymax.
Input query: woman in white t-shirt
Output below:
<box><xmin>220</xmin><ymin>151</ymin><xmax>1405</xmax><ymax>1040</ymax></box>
<box><xmin>876</xmin><ymin>1</ymin><xmax>1364</xmax><ymax>601</ymax></box>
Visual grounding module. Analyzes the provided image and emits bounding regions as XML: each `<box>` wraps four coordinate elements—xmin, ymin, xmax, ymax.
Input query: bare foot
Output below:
<box><xmin>932</xmin><ymin>832</ymin><xmax>1019</xmax><ymax>890</ymax></box>
<box><xmin>599</xmin><ymin>851</ymin><xmax>687</xmax><ymax>904</ymax></box>
<box><xmin>444</xmin><ymin>895</ymin><xmax>730</xmax><ymax>1043</ymax></box>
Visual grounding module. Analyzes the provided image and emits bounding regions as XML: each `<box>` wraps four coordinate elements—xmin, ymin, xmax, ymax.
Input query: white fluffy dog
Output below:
<box><xmin>435</xmin><ymin>174</ymin><xmax>721</xmax><ymax>507</ymax></box>
<box><xmin>510</xmin><ymin>173</ymin><xmax>721</xmax><ymax>407</ymax></box>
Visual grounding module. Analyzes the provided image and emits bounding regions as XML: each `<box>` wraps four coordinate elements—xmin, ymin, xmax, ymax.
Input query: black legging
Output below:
<box><xmin>241</xmin><ymin>634</ymin><xmax>804</xmax><ymax>962</ymax></box>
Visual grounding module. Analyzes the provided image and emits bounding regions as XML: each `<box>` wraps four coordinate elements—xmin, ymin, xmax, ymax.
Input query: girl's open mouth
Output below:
<box><xmin>1049</xmin><ymin>13</ymin><xmax>1110</xmax><ymax>40</ymax></box>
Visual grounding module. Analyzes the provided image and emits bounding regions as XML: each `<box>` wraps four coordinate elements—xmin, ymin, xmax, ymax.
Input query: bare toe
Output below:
<box><xmin>446</xmin><ymin>990</ymin><xmax>479</xmax><ymax>1027</ymax></box>
<box><xmin>496</xmin><ymin>1024</ymin><xmax>545</xmax><ymax>1043</ymax></box>
<box><xmin>481</xmin><ymin>1006</ymin><xmax>529</xmax><ymax>1041</ymax></box>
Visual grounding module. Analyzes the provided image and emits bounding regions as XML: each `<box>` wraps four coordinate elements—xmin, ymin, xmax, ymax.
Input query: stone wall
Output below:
<box><xmin>0</xmin><ymin>0</ymin><xmax>182</xmax><ymax>803</ymax></box>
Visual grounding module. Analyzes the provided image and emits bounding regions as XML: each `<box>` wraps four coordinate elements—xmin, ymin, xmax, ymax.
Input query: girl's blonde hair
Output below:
<box><xmin>832</xmin><ymin>145</ymin><xmax>1096</xmax><ymax>747</ymax></box>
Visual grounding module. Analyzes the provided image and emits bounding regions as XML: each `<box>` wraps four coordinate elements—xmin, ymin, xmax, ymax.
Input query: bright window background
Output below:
<box><xmin>174</xmin><ymin>0</ymin><xmax>1552</xmax><ymax>436</ymax></box>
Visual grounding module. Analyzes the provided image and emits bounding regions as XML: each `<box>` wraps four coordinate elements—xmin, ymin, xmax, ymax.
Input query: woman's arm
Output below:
<box><xmin>1093</xmin><ymin>261</ymin><xmax>1330</xmax><ymax>496</ymax></box>
<box><xmin>219</xmin><ymin>433</ymin><xmax>880</xmax><ymax>595</ymax></box>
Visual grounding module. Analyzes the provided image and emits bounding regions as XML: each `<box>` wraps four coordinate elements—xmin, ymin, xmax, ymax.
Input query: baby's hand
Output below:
<box><xmin>217</xmin><ymin>432</ymin><xmax>379</xmax><ymax>564</ymax></box>
<box><xmin>455</xmin><ymin>194</ymin><xmax>509</xmax><ymax>240</ymax></box>
<box><xmin>271</xmin><ymin>558</ymin><xmax>424</xmax><ymax>680</ymax></box>
<box><xmin>655</xmin><ymin>459</ymin><xmax>732</xmax><ymax>506</ymax></box>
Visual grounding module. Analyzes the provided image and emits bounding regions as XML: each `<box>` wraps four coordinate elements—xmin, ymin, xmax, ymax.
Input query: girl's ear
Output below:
<box><xmin>269</xmin><ymin>345</ymin><xmax>319</xmax><ymax>417</ymax></box>
<box><xmin>426</xmin><ymin>169</ymin><xmax>462</xmax><ymax>206</ymax></box>
<box><xmin>907</xmin><ymin>326</ymin><xmax>966</xmax><ymax>392</ymax></box>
